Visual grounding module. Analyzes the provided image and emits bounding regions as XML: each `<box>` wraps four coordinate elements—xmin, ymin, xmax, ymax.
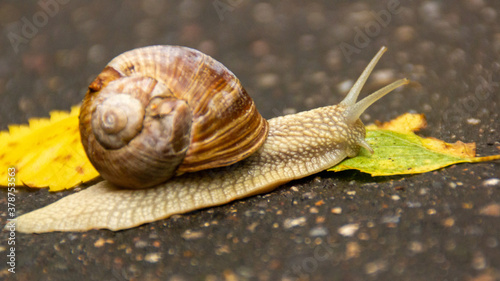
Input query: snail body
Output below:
<box><xmin>14</xmin><ymin>46</ymin><xmax>408</xmax><ymax>233</ymax></box>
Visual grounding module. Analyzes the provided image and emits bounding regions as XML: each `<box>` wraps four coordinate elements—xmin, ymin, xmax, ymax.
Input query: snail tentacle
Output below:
<box><xmin>340</xmin><ymin>46</ymin><xmax>387</xmax><ymax>106</ymax></box>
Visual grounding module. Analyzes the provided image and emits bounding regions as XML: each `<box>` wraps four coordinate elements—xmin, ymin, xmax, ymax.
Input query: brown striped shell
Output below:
<box><xmin>79</xmin><ymin>46</ymin><xmax>269</xmax><ymax>189</ymax></box>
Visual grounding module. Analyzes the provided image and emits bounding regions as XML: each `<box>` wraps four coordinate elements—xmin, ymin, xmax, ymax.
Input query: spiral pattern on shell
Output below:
<box><xmin>79</xmin><ymin>46</ymin><xmax>269</xmax><ymax>188</ymax></box>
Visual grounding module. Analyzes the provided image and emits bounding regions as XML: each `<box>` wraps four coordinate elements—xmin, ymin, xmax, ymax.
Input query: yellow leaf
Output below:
<box><xmin>365</xmin><ymin>113</ymin><xmax>427</xmax><ymax>133</ymax></box>
<box><xmin>421</xmin><ymin>138</ymin><xmax>476</xmax><ymax>158</ymax></box>
<box><xmin>0</xmin><ymin>106</ymin><xmax>99</xmax><ymax>191</ymax></box>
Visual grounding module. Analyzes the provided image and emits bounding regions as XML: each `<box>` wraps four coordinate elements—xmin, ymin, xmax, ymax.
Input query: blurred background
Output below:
<box><xmin>1</xmin><ymin>1</ymin><xmax>499</xmax><ymax>280</ymax></box>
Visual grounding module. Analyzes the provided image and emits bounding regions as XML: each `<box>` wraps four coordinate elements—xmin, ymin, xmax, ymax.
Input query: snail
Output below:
<box><xmin>14</xmin><ymin>45</ymin><xmax>408</xmax><ymax>233</ymax></box>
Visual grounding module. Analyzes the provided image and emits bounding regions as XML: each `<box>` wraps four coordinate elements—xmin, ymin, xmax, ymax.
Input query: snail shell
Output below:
<box><xmin>79</xmin><ymin>46</ymin><xmax>269</xmax><ymax>188</ymax></box>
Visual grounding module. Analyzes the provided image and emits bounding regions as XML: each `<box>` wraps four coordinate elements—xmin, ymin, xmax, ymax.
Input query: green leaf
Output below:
<box><xmin>329</xmin><ymin>114</ymin><xmax>500</xmax><ymax>176</ymax></box>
